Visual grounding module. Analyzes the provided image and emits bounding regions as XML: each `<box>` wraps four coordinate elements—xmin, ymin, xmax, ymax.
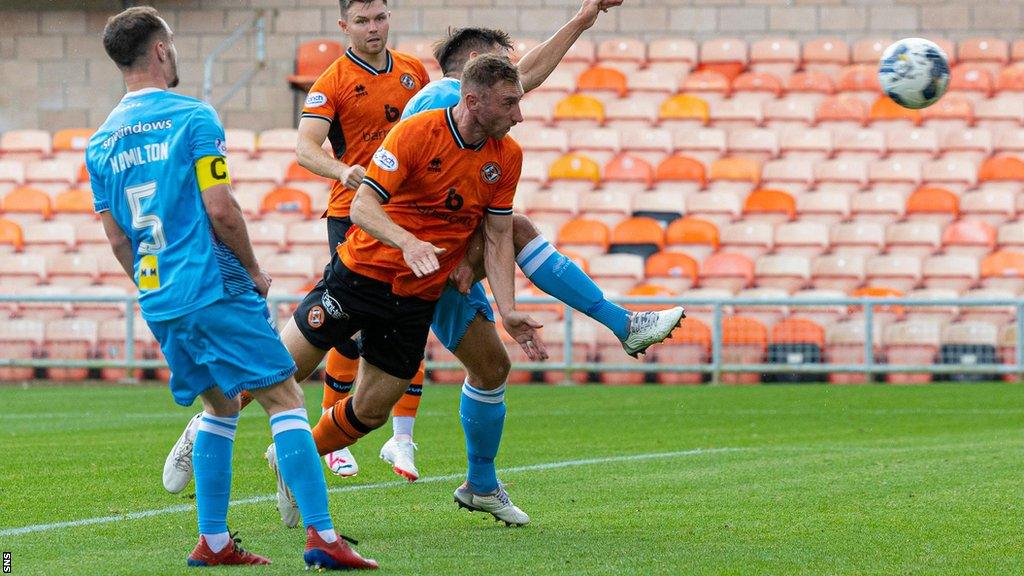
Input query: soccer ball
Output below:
<box><xmin>877</xmin><ymin>38</ymin><xmax>951</xmax><ymax>110</ymax></box>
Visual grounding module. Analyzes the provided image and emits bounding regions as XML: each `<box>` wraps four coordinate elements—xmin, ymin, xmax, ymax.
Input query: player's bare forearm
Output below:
<box><xmin>201</xmin><ymin>184</ymin><xmax>261</xmax><ymax>275</ymax></box>
<box><xmin>350</xmin><ymin>185</ymin><xmax>415</xmax><ymax>250</ymax></box>
<box><xmin>100</xmin><ymin>212</ymin><xmax>135</xmax><ymax>278</ymax></box>
<box><xmin>483</xmin><ymin>213</ymin><xmax>516</xmax><ymax>317</ymax></box>
<box><xmin>296</xmin><ymin>117</ymin><xmax>366</xmax><ymax>188</ymax></box>
<box><xmin>517</xmin><ymin>0</ymin><xmax>623</xmax><ymax>92</ymax></box>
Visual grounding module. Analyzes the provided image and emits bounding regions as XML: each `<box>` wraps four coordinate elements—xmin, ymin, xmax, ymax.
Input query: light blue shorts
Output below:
<box><xmin>148</xmin><ymin>292</ymin><xmax>297</xmax><ymax>406</ymax></box>
<box><xmin>430</xmin><ymin>282</ymin><xmax>494</xmax><ymax>352</ymax></box>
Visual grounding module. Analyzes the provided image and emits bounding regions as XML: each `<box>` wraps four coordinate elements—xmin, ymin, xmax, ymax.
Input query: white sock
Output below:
<box><xmin>392</xmin><ymin>416</ymin><xmax>415</xmax><ymax>437</ymax></box>
<box><xmin>317</xmin><ymin>528</ymin><xmax>338</xmax><ymax>543</ymax></box>
<box><xmin>204</xmin><ymin>531</ymin><xmax>231</xmax><ymax>553</ymax></box>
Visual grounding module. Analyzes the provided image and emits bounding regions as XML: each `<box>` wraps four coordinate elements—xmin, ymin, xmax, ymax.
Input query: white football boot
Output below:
<box><xmin>265</xmin><ymin>443</ymin><xmax>300</xmax><ymax>528</ymax></box>
<box><xmin>379</xmin><ymin>436</ymin><xmax>419</xmax><ymax>482</ymax></box>
<box><xmin>621</xmin><ymin>306</ymin><xmax>686</xmax><ymax>358</ymax></box>
<box><xmin>454</xmin><ymin>482</ymin><xmax>530</xmax><ymax>526</ymax></box>
<box><xmin>163</xmin><ymin>412</ymin><xmax>201</xmax><ymax>494</ymax></box>
<box><xmin>324</xmin><ymin>447</ymin><xmax>359</xmax><ymax>478</ymax></box>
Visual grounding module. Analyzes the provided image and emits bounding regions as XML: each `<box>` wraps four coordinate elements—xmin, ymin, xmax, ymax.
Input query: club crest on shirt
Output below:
<box><xmin>401</xmin><ymin>73</ymin><xmax>416</xmax><ymax>90</ymax></box>
<box><xmin>305</xmin><ymin>91</ymin><xmax>327</xmax><ymax>107</ymax></box>
<box><xmin>480</xmin><ymin>162</ymin><xmax>501</xmax><ymax>184</ymax></box>
<box><xmin>215</xmin><ymin>138</ymin><xmax>228</xmax><ymax>155</ymax></box>
<box><xmin>308</xmin><ymin>305</ymin><xmax>325</xmax><ymax>329</ymax></box>
<box><xmin>373</xmin><ymin>147</ymin><xmax>399</xmax><ymax>172</ymax></box>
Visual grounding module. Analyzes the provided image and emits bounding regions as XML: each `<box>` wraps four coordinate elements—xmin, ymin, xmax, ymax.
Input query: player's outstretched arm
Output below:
<box><xmin>350</xmin><ymin>184</ymin><xmax>445</xmax><ymax>278</ymax></box>
<box><xmin>99</xmin><ymin>212</ymin><xmax>135</xmax><ymax>278</ymax></box>
<box><xmin>517</xmin><ymin>0</ymin><xmax>625</xmax><ymax>93</ymax></box>
<box><xmin>484</xmin><ymin>213</ymin><xmax>548</xmax><ymax>361</ymax></box>
<box><xmin>201</xmin><ymin>183</ymin><xmax>271</xmax><ymax>296</ymax></box>
<box><xmin>296</xmin><ymin>117</ymin><xmax>365</xmax><ymax>190</ymax></box>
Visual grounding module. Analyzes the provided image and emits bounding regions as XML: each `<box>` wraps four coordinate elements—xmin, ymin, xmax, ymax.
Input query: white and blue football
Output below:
<box><xmin>877</xmin><ymin>38</ymin><xmax>951</xmax><ymax>110</ymax></box>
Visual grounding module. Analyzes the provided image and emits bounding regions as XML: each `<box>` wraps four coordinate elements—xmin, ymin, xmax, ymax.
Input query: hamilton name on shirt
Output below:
<box><xmin>108</xmin><ymin>141</ymin><xmax>170</xmax><ymax>174</ymax></box>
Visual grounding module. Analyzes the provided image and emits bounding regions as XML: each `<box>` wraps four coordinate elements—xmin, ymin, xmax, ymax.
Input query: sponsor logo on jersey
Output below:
<box><xmin>480</xmin><ymin>162</ymin><xmax>501</xmax><ymax>184</ymax></box>
<box><xmin>445</xmin><ymin>188</ymin><xmax>464</xmax><ymax>211</ymax></box>
<box><xmin>305</xmin><ymin>91</ymin><xmax>328</xmax><ymax>107</ymax></box>
<box><xmin>321</xmin><ymin>290</ymin><xmax>349</xmax><ymax>320</ymax></box>
<box><xmin>308</xmin><ymin>305</ymin><xmax>325</xmax><ymax>329</ymax></box>
<box><xmin>372</xmin><ymin>147</ymin><xmax>399</xmax><ymax>172</ymax></box>
<box><xmin>427</xmin><ymin>157</ymin><xmax>442</xmax><ymax>173</ymax></box>
<box><xmin>100</xmin><ymin>119</ymin><xmax>173</xmax><ymax>149</ymax></box>
<box><xmin>401</xmin><ymin>73</ymin><xmax>416</xmax><ymax>90</ymax></box>
<box><xmin>384</xmin><ymin>104</ymin><xmax>401</xmax><ymax>122</ymax></box>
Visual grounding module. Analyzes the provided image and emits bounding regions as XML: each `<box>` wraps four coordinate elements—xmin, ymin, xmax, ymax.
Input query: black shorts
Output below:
<box><xmin>327</xmin><ymin>216</ymin><xmax>353</xmax><ymax>255</ymax></box>
<box><xmin>294</xmin><ymin>254</ymin><xmax>437</xmax><ymax>380</ymax></box>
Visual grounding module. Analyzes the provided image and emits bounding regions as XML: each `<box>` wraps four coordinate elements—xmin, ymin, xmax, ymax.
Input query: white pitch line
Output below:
<box><xmin>0</xmin><ymin>447</ymin><xmax>739</xmax><ymax>538</ymax></box>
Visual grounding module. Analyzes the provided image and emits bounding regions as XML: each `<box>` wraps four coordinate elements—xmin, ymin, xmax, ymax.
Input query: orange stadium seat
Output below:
<box><xmin>2</xmin><ymin>186</ymin><xmax>52</xmax><ymax>221</ymax></box>
<box><xmin>943</xmin><ymin>220</ymin><xmax>996</xmax><ymax>256</ymax></box>
<box><xmin>815</xmin><ymin>95</ymin><xmax>868</xmax><ymax>129</ymax></box>
<box><xmin>608</xmin><ymin>217</ymin><xmax>664</xmax><ymax>259</ymax></box>
<box><xmin>850</xmin><ymin>286</ymin><xmax>906</xmax><ymax>325</ymax></box>
<box><xmin>720</xmin><ymin>316</ymin><xmax>768</xmax><ymax>384</ymax></box>
<box><xmin>802</xmin><ymin>38</ymin><xmax>850</xmax><ymax>76</ymax></box>
<box><xmin>731</xmin><ymin>72</ymin><xmax>783</xmax><ymax>102</ymax></box>
<box><xmin>700</xmin><ymin>252</ymin><xmax>754</xmax><ymax>292</ymax></box>
<box><xmin>557</xmin><ymin>218</ymin><xmax>610</xmax><ymax>259</ymax></box>
<box><xmin>0</xmin><ymin>130</ymin><xmax>51</xmax><ymax>159</ymax></box>
<box><xmin>981</xmin><ymin>251</ymin><xmax>1024</xmax><ymax>291</ymax></box>
<box><xmin>658</xmin><ymin>94</ymin><xmax>709</xmax><ymax>127</ymax></box>
<box><xmin>548</xmin><ymin>153</ymin><xmax>601</xmax><ymax>193</ymax></box>
<box><xmin>654</xmin><ymin>317</ymin><xmax>711</xmax><ymax>384</ymax></box>
<box><xmin>603</xmin><ymin>154</ymin><xmax>654</xmax><ymax>192</ymax></box>
<box><xmin>708</xmin><ymin>156</ymin><xmax>761</xmax><ymax>193</ymax></box>
<box><xmin>699</xmin><ymin>38</ymin><xmax>748</xmax><ymax>82</ymax></box>
<box><xmin>978</xmin><ymin>155</ymin><xmax>1024</xmax><ymax>183</ymax></box>
<box><xmin>0</xmin><ymin>218</ymin><xmax>24</xmax><ymax>254</ymax></box>
<box><xmin>288</xmin><ymin>40</ymin><xmax>344</xmax><ymax>90</ymax></box>
<box><xmin>719</xmin><ymin>220</ymin><xmax>774</xmax><ymax>260</ymax></box>
<box><xmin>949</xmin><ymin>65</ymin><xmax>994</xmax><ymax>99</ymax></box>
<box><xmin>770</xmin><ymin>317</ymin><xmax>826</xmax><ymax>349</ymax></box>
<box><xmin>743</xmin><ymin>189</ymin><xmax>795</xmax><ymax>223</ymax></box>
<box><xmin>260</xmin><ymin>187</ymin><xmax>312</xmax><ymax>220</ymax></box>
<box><xmin>645</xmin><ymin>251</ymin><xmax>698</xmax><ymax>293</ymax></box>
<box><xmin>811</xmin><ymin>254</ymin><xmax>866</xmax><ymax>292</ymax></box>
<box><xmin>53</xmin><ymin>189</ymin><xmax>95</xmax><ymax>216</ymax></box>
<box><xmin>750</xmin><ymin>38</ymin><xmax>800</xmax><ymax>78</ymax></box>
<box><xmin>577</xmin><ymin>66</ymin><xmax>628</xmax><ymax>98</ymax></box>
<box><xmin>905</xmin><ymin>187</ymin><xmax>958</xmax><ymax>224</ymax></box>
<box><xmin>553</xmin><ymin>94</ymin><xmax>605</xmax><ymax>126</ymax></box>
<box><xmin>869</xmin><ymin>96</ymin><xmax>921</xmax><ymax>128</ymax></box>
<box><xmin>665</xmin><ymin>217</ymin><xmax>718</xmax><ymax>261</ymax></box>
<box><xmin>51</xmin><ymin>128</ymin><xmax>94</xmax><ymax>156</ymax></box>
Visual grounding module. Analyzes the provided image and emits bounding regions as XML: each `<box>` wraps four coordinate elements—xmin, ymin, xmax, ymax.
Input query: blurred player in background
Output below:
<box><xmin>89</xmin><ymin>6</ymin><xmax>376</xmax><ymax>570</ymax></box>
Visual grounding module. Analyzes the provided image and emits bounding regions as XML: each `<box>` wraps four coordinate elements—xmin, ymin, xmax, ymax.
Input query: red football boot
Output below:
<box><xmin>187</xmin><ymin>532</ymin><xmax>271</xmax><ymax>567</ymax></box>
<box><xmin>303</xmin><ymin>526</ymin><xmax>379</xmax><ymax>570</ymax></box>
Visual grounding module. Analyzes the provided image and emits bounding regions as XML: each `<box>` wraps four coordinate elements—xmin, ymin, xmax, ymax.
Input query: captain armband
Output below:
<box><xmin>195</xmin><ymin>156</ymin><xmax>231</xmax><ymax>191</ymax></box>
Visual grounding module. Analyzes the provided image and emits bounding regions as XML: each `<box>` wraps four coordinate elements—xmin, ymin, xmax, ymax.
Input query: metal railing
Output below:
<box><xmin>1</xmin><ymin>294</ymin><xmax>1022</xmax><ymax>384</ymax></box>
<box><xmin>202</xmin><ymin>10</ymin><xmax>269</xmax><ymax>108</ymax></box>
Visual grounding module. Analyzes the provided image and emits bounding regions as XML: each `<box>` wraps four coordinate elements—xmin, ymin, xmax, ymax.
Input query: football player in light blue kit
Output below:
<box><xmin>86</xmin><ymin>6</ymin><xmax>376</xmax><ymax>570</ymax></box>
<box><xmin>386</xmin><ymin>2</ymin><xmax>685</xmax><ymax>525</ymax></box>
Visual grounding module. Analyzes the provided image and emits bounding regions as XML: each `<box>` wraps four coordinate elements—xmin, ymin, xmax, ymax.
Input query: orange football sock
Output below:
<box><xmin>392</xmin><ymin>362</ymin><xmax>424</xmax><ymax>418</ymax></box>
<box><xmin>322</xmin><ymin>348</ymin><xmax>358</xmax><ymax>411</ymax></box>
<box><xmin>312</xmin><ymin>396</ymin><xmax>372</xmax><ymax>455</ymax></box>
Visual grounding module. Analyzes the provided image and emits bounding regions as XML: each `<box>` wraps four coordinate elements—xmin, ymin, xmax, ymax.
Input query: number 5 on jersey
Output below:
<box><xmin>126</xmin><ymin>181</ymin><xmax>165</xmax><ymax>290</ymax></box>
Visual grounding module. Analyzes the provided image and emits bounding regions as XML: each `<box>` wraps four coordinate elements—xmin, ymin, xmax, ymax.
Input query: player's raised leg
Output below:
<box><xmin>510</xmin><ymin>215</ymin><xmax>684</xmax><ymax>357</ymax></box>
<box><xmin>322</xmin><ymin>347</ymin><xmax>361</xmax><ymax>477</ymax></box>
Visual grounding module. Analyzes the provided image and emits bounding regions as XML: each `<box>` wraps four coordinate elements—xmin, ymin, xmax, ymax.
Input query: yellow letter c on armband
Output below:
<box><xmin>195</xmin><ymin>156</ymin><xmax>231</xmax><ymax>190</ymax></box>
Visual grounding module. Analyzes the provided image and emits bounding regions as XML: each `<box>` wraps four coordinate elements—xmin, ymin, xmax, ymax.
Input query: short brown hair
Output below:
<box><xmin>461</xmin><ymin>53</ymin><xmax>520</xmax><ymax>94</ymax></box>
<box><xmin>102</xmin><ymin>6</ymin><xmax>168</xmax><ymax>69</ymax></box>
<box><xmin>340</xmin><ymin>0</ymin><xmax>386</xmax><ymax>17</ymax></box>
<box><xmin>433</xmin><ymin>28</ymin><xmax>514</xmax><ymax>76</ymax></box>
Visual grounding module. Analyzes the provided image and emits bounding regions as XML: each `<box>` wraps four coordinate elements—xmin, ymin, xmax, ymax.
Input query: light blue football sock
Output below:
<box><xmin>270</xmin><ymin>408</ymin><xmax>333</xmax><ymax>533</ymax></box>
<box><xmin>194</xmin><ymin>412</ymin><xmax>238</xmax><ymax>539</ymax></box>
<box><xmin>516</xmin><ymin>236</ymin><xmax>630</xmax><ymax>340</ymax></box>
<box><xmin>460</xmin><ymin>379</ymin><xmax>506</xmax><ymax>494</ymax></box>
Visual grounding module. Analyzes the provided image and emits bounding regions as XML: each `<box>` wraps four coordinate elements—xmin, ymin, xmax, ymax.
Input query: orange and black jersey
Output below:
<box><xmin>340</xmin><ymin>107</ymin><xmax>522</xmax><ymax>300</ymax></box>
<box><xmin>302</xmin><ymin>48</ymin><xmax>430</xmax><ymax>217</ymax></box>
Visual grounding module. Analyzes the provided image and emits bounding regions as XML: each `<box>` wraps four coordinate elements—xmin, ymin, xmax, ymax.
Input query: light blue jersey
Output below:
<box><xmin>86</xmin><ymin>88</ymin><xmax>253</xmax><ymax>322</ymax></box>
<box><xmin>401</xmin><ymin>77</ymin><xmax>461</xmax><ymax>120</ymax></box>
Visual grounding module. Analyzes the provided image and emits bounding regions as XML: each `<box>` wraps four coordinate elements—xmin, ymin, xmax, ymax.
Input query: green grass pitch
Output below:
<box><xmin>1</xmin><ymin>381</ymin><xmax>1022</xmax><ymax>575</ymax></box>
